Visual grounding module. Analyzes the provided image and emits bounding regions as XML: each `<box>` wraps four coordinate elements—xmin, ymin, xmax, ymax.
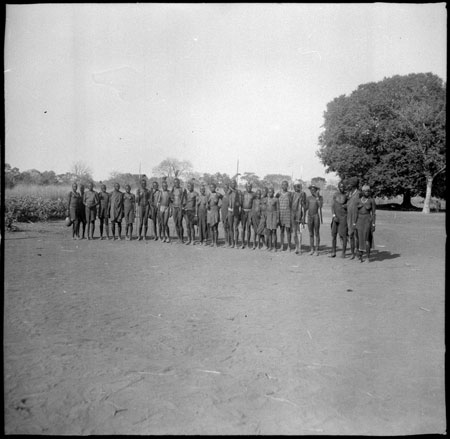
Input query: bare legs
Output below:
<box><xmin>280</xmin><ymin>226</ymin><xmax>292</xmax><ymax>251</ymax></box>
<box><xmin>294</xmin><ymin>223</ymin><xmax>302</xmax><ymax>254</ymax></box>
<box><xmin>266</xmin><ymin>229</ymin><xmax>277</xmax><ymax>251</ymax></box>
<box><xmin>125</xmin><ymin>223</ymin><xmax>133</xmax><ymax>240</ymax></box>
<box><xmin>111</xmin><ymin>221</ymin><xmax>122</xmax><ymax>240</ymax></box>
<box><xmin>99</xmin><ymin>218</ymin><xmax>110</xmax><ymax>240</ymax></box>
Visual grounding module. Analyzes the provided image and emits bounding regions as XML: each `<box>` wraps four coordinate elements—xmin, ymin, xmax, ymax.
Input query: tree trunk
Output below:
<box><xmin>401</xmin><ymin>190</ymin><xmax>413</xmax><ymax>209</ymax></box>
<box><xmin>422</xmin><ymin>175</ymin><xmax>433</xmax><ymax>214</ymax></box>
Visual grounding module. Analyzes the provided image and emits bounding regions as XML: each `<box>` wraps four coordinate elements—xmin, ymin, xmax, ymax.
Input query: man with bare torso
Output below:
<box><xmin>207</xmin><ymin>183</ymin><xmax>222</xmax><ymax>247</ymax></box>
<box><xmin>227</xmin><ymin>178</ymin><xmax>242</xmax><ymax>249</ymax></box>
<box><xmin>158</xmin><ymin>179</ymin><xmax>172</xmax><ymax>243</ymax></box>
<box><xmin>291</xmin><ymin>180</ymin><xmax>306</xmax><ymax>254</ymax></box>
<box><xmin>136</xmin><ymin>178</ymin><xmax>151</xmax><ymax>241</ymax></box>
<box><xmin>123</xmin><ymin>184</ymin><xmax>136</xmax><ymax>240</ymax></box>
<box><xmin>183</xmin><ymin>180</ymin><xmax>198</xmax><ymax>245</ymax></box>
<box><xmin>220</xmin><ymin>182</ymin><xmax>231</xmax><ymax>247</ymax></box>
<box><xmin>83</xmin><ymin>181</ymin><xmax>100</xmax><ymax>240</ymax></box>
<box><xmin>304</xmin><ymin>185</ymin><xmax>323</xmax><ymax>256</ymax></box>
<box><xmin>241</xmin><ymin>182</ymin><xmax>255</xmax><ymax>249</ymax></box>
<box><xmin>150</xmin><ymin>181</ymin><xmax>161</xmax><ymax>240</ymax></box>
<box><xmin>330</xmin><ymin>180</ymin><xmax>348</xmax><ymax>258</ymax></box>
<box><xmin>171</xmin><ymin>178</ymin><xmax>186</xmax><ymax>244</ymax></box>
<box><xmin>196</xmin><ymin>183</ymin><xmax>208</xmax><ymax>245</ymax></box>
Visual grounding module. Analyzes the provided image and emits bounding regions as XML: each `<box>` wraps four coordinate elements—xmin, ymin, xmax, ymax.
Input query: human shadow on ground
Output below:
<box><xmin>313</xmin><ymin>245</ymin><xmax>401</xmax><ymax>262</ymax></box>
<box><xmin>368</xmin><ymin>250</ymin><xmax>401</xmax><ymax>262</ymax></box>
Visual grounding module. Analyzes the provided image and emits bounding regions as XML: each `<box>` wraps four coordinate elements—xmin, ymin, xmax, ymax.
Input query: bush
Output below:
<box><xmin>5</xmin><ymin>195</ymin><xmax>67</xmax><ymax>226</ymax></box>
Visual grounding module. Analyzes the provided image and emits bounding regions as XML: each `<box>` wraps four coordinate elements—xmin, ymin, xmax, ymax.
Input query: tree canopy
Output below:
<box><xmin>71</xmin><ymin>161</ymin><xmax>93</xmax><ymax>185</ymax></box>
<box><xmin>104</xmin><ymin>171</ymin><xmax>144</xmax><ymax>189</ymax></box>
<box><xmin>261</xmin><ymin>174</ymin><xmax>292</xmax><ymax>191</ymax></box>
<box><xmin>311</xmin><ymin>176</ymin><xmax>326</xmax><ymax>190</ymax></box>
<box><xmin>152</xmin><ymin>158</ymin><xmax>193</xmax><ymax>181</ymax></box>
<box><xmin>317</xmin><ymin>73</ymin><xmax>446</xmax><ymax>212</ymax></box>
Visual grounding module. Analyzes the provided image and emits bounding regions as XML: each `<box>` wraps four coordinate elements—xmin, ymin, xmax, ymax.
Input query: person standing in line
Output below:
<box><xmin>241</xmin><ymin>182</ymin><xmax>255</xmax><ymax>249</ymax></box>
<box><xmin>346</xmin><ymin>177</ymin><xmax>361</xmax><ymax>260</ymax></box>
<box><xmin>256</xmin><ymin>186</ymin><xmax>269</xmax><ymax>249</ymax></box>
<box><xmin>304</xmin><ymin>185</ymin><xmax>323</xmax><ymax>256</ymax></box>
<box><xmin>171</xmin><ymin>176</ymin><xmax>186</xmax><ymax>244</ymax></box>
<box><xmin>78</xmin><ymin>183</ymin><xmax>87</xmax><ymax>239</ymax></box>
<box><xmin>150</xmin><ymin>181</ymin><xmax>161</xmax><ymax>240</ymax></box>
<box><xmin>158</xmin><ymin>178</ymin><xmax>172</xmax><ymax>243</ymax></box>
<box><xmin>291</xmin><ymin>180</ymin><xmax>306</xmax><ymax>254</ymax></box>
<box><xmin>109</xmin><ymin>183</ymin><xmax>124</xmax><ymax>240</ymax></box>
<box><xmin>265</xmin><ymin>187</ymin><xmax>280</xmax><ymax>251</ymax></box>
<box><xmin>136</xmin><ymin>178</ymin><xmax>151</xmax><ymax>241</ymax></box>
<box><xmin>330</xmin><ymin>180</ymin><xmax>348</xmax><ymax>258</ymax></box>
<box><xmin>83</xmin><ymin>181</ymin><xmax>100</xmax><ymax>240</ymax></box>
<box><xmin>183</xmin><ymin>179</ymin><xmax>198</xmax><ymax>245</ymax></box>
<box><xmin>220</xmin><ymin>182</ymin><xmax>231</xmax><ymax>247</ymax></box>
<box><xmin>123</xmin><ymin>184</ymin><xmax>136</xmax><ymax>240</ymax></box>
<box><xmin>66</xmin><ymin>182</ymin><xmax>81</xmax><ymax>240</ymax></box>
<box><xmin>196</xmin><ymin>183</ymin><xmax>208</xmax><ymax>245</ymax></box>
<box><xmin>277</xmin><ymin>180</ymin><xmax>293</xmax><ymax>251</ymax></box>
<box><xmin>250</xmin><ymin>189</ymin><xmax>263</xmax><ymax>250</ymax></box>
<box><xmin>98</xmin><ymin>183</ymin><xmax>111</xmax><ymax>240</ymax></box>
<box><xmin>207</xmin><ymin>182</ymin><xmax>222</xmax><ymax>248</ymax></box>
<box><xmin>354</xmin><ymin>184</ymin><xmax>376</xmax><ymax>263</ymax></box>
<box><xmin>227</xmin><ymin>177</ymin><xmax>242</xmax><ymax>249</ymax></box>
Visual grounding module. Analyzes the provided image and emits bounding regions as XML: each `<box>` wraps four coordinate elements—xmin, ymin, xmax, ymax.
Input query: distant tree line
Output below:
<box><xmin>4</xmin><ymin>161</ymin><xmax>94</xmax><ymax>189</ymax></box>
<box><xmin>6</xmin><ymin>157</ymin><xmax>326</xmax><ymax>193</ymax></box>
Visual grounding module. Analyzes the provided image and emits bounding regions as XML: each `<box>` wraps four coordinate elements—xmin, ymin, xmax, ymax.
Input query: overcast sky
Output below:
<box><xmin>4</xmin><ymin>3</ymin><xmax>447</xmax><ymax>182</ymax></box>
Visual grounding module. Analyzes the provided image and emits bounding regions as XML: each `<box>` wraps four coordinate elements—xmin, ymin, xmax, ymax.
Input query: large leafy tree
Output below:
<box><xmin>317</xmin><ymin>73</ymin><xmax>446</xmax><ymax>213</ymax></box>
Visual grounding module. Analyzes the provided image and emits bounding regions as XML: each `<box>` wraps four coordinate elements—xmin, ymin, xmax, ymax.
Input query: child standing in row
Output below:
<box><xmin>265</xmin><ymin>188</ymin><xmax>280</xmax><ymax>251</ymax></box>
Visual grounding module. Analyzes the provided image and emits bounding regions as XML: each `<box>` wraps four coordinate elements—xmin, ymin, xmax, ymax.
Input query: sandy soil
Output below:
<box><xmin>4</xmin><ymin>210</ymin><xmax>446</xmax><ymax>435</ymax></box>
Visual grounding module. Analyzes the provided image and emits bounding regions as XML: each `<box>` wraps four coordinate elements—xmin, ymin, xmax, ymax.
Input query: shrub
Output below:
<box><xmin>5</xmin><ymin>195</ymin><xmax>67</xmax><ymax>225</ymax></box>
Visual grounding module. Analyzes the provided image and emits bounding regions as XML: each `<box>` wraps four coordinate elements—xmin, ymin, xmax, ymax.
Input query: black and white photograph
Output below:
<box><xmin>3</xmin><ymin>3</ymin><xmax>446</xmax><ymax>435</ymax></box>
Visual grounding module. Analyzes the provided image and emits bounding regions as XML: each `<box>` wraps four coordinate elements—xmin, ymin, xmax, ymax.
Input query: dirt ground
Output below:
<box><xmin>3</xmin><ymin>209</ymin><xmax>446</xmax><ymax>435</ymax></box>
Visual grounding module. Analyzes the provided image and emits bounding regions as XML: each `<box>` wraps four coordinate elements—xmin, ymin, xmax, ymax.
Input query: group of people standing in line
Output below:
<box><xmin>66</xmin><ymin>175</ymin><xmax>376</xmax><ymax>262</ymax></box>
